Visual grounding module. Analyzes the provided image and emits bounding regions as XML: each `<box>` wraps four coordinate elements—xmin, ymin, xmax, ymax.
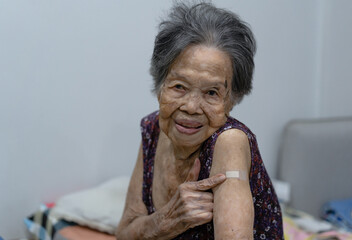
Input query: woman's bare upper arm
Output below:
<box><xmin>210</xmin><ymin>129</ymin><xmax>254</xmax><ymax>240</ymax></box>
<box><xmin>118</xmin><ymin>142</ymin><xmax>147</xmax><ymax>227</ymax></box>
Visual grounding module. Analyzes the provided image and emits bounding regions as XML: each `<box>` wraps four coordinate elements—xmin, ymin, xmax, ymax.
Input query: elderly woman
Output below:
<box><xmin>116</xmin><ymin>2</ymin><xmax>283</xmax><ymax>239</ymax></box>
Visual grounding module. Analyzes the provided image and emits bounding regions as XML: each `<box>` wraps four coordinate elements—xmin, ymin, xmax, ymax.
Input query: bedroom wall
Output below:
<box><xmin>317</xmin><ymin>0</ymin><xmax>352</xmax><ymax>118</ymax></box>
<box><xmin>0</xmin><ymin>0</ymin><xmax>349</xmax><ymax>238</ymax></box>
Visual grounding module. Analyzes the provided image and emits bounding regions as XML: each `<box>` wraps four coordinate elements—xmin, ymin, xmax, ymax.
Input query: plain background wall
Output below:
<box><xmin>0</xmin><ymin>0</ymin><xmax>351</xmax><ymax>238</ymax></box>
<box><xmin>318</xmin><ymin>0</ymin><xmax>352</xmax><ymax>117</ymax></box>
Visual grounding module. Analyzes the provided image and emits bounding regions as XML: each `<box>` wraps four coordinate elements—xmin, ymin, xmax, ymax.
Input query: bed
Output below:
<box><xmin>23</xmin><ymin>117</ymin><xmax>352</xmax><ymax>240</ymax></box>
<box><xmin>277</xmin><ymin>117</ymin><xmax>352</xmax><ymax>218</ymax></box>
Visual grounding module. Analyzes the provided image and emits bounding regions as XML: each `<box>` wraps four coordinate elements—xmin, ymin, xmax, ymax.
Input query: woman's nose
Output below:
<box><xmin>179</xmin><ymin>92</ymin><xmax>203</xmax><ymax>115</ymax></box>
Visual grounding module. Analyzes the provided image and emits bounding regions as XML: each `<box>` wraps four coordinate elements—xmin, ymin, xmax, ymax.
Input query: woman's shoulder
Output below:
<box><xmin>215</xmin><ymin>116</ymin><xmax>257</xmax><ymax>142</ymax></box>
<box><xmin>140</xmin><ymin>111</ymin><xmax>160</xmax><ymax>135</ymax></box>
<box><xmin>140</xmin><ymin>111</ymin><xmax>160</xmax><ymax>147</ymax></box>
<box><xmin>141</xmin><ymin>111</ymin><xmax>159</xmax><ymax>127</ymax></box>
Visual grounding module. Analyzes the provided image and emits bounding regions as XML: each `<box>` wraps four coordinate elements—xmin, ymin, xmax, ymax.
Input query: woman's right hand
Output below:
<box><xmin>116</xmin><ymin>144</ymin><xmax>226</xmax><ymax>240</ymax></box>
<box><xmin>155</xmin><ymin>158</ymin><xmax>226</xmax><ymax>237</ymax></box>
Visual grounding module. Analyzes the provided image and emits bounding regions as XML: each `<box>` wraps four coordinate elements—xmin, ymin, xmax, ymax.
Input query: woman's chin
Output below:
<box><xmin>169</xmin><ymin>129</ymin><xmax>205</xmax><ymax>148</ymax></box>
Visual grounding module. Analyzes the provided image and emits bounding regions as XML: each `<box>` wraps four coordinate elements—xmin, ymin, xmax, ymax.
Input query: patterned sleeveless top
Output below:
<box><xmin>141</xmin><ymin>111</ymin><xmax>284</xmax><ymax>239</ymax></box>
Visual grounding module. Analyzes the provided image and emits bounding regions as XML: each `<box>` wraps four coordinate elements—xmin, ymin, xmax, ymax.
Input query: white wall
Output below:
<box><xmin>0</xmin><ymin>0</ymin><xmax>350</xmax><ymax>238</ymax></box>
<box><xmin>318</xmin><ymin>0</ymin><xmax>352</xmax><ymax>117</ymax></box>
<box><xmin>230</xmin><ymin>0</ymin><xmax>320</xmax><ymax>174</ymax></box>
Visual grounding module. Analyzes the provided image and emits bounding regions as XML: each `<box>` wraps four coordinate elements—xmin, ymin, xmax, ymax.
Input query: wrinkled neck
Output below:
<box><xmin>170</xmin><ymin>143</ymin><xmax>200</xmax><ymax>181</ymax></box>
<box><xmin>172</xmin><ymin>144</ymin><xmax>200</xmax><ymax>162</ymax></box>
<box><xmin>159</xmin><ymin>131</ymin><xmax>200</xmax><ymax>165</ymax></box>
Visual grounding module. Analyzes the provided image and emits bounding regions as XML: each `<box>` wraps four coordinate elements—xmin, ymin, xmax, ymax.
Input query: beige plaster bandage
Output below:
<box><xmin>225</xmin><ymin>170</ymin><xmax>247</xmax><ymax>180</ymax></box>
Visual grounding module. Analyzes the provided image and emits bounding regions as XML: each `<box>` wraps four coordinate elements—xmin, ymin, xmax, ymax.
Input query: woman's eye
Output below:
<box><xmin>174</xmin><ymin>84</ymin><xmax>184</xmax><ymax>90</ymax></box>
<box><xmin>207</xmin><ymin>90</ymin><xmax>218</xmax><ymax>96</ymax></box>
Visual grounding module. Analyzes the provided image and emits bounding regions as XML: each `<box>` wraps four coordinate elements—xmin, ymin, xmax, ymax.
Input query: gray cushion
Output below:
<box><xmin>277</xmin><ymin>117</ymin><xmax>352</xmax><ymax>218</ymax></box>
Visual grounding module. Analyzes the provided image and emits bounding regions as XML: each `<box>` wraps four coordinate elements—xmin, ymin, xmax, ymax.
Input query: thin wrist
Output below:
<box><xmin>147</xmin><ymin>208</ymin><xmax>178</xmax><ymax>240</ymax></box>
<box><xmin>153</xmin><ymin>209</ymin><xmax>171</xmax><ymax>239</ymax></box>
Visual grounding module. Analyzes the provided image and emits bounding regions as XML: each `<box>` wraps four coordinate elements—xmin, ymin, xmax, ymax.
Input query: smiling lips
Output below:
<box><xmin>175</xmin><ymin>119</ymin><xmax>203</xmax><ymax>135</ymax></box>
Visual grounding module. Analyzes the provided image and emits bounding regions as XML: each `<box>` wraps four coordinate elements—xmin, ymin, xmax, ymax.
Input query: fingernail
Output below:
<box><xmin>218</xmin><ymin>174</ymin><xmax>226</xmax><ymax>181</ymax></box>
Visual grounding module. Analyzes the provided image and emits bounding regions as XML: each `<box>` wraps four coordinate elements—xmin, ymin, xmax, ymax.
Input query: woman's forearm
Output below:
<box><xmin>116</xmin><ymin>213</ymin><xmax>159</xmax><ymax>240</ymax></box>
<box><xmin>115</xmin><ymin>208</ymin><xmax>180</xmax><ymax>240</ymax></box>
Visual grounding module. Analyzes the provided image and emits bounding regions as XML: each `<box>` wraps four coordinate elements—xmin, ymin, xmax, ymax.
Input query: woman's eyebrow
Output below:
<box><xmin>168</xmin><ymin>71</ymin><xmax>188</xmax><ymax>81</ymax></box>
<box><xmin>203</xmin><ymin>81</ymin><xmax>227</xmax><ymax>89</ymax></box>
<box><xmin>168</xmin><ymin>71</ymin><xmax>227</xmax><ymax>88</ymax></box>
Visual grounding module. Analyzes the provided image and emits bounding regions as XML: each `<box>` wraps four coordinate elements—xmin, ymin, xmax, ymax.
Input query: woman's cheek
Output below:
<box><xmin>205</xmin><ymin>104</ymin><xmax>227</xmax><ymax>128</ymax></box>
<box><xmin>158</xmin><ymin>95</ymin><xmax>181</xmax><ymax>137</ymax></box>
<box><xmin>159</xmin><ymin>88</ymin><xmax>183</xmax><ymax>115</ymax></box>
<box><xmin>159</xmin><ymin>98</ymin><xmax>180</xmax><ymax>119</ymax></box>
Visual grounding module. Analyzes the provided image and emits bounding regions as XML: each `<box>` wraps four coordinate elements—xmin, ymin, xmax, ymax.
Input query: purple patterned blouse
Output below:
<box><xmin>141</xmin><ymin>111</ymin><xmax>284</xmax><ymax>239</ymax></box>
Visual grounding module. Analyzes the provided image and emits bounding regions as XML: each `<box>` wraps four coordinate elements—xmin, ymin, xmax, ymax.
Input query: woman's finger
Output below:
<box><xmin>188</xmin><ymin>211</ymin><xmax>213</xmax><ymax>228</ymax></box>
<box><xmin>196</xmin><ymin>191</ymin><xmax>213</xmax><ymax>202</ymax></box>
<box><xmin>178</xmin><ymin>189</ymin><xmax>213</xmax><ymax>205</ymax></box>
<box><xmin>191</xmin><ymin>174</ymin><xmax>226</xmax><ymax>191</ymax></box>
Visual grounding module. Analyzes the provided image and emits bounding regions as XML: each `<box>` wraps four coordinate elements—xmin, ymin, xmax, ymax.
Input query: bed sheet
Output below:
<box><xmin>25</xmin><ymin>204</ymin><xmax>352</xmax><ymax>240</ymax></box>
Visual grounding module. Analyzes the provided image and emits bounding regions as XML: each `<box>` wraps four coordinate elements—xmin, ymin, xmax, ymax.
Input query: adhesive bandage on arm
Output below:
<box><xmin>225</xmin><ymin>170</ymin><xmax>248</xmax><ymax>180</ymax></box>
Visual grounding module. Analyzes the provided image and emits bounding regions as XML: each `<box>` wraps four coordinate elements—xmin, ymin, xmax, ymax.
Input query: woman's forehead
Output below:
<box><xmin>168</xmin><ymin>45</ymin><xmax>233</xmax><ymax>85</ymax></box>
<box><xmin>173</xmin><ymin>45</ymin><xmax>231</xmax><ymax>69</ymax></box>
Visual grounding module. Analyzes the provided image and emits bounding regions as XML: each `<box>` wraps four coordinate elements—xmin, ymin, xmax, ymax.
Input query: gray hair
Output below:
<box><xmin>150</xmin><ymin>1</ymin><xmax>256</xmax><ymax>106</ymax></box>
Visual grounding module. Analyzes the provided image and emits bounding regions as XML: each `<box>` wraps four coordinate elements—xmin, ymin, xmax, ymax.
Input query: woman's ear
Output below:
<box><xmin>157</xmin><ymin>82</ymin><xmax>165</xmax><ymax>102</ymax></box>
<box><xmin>224</xmin><ymin>91</ymin><xmax>235</xmax><ymax>115</ymax></box>
<box><xmin>157</xmin><ymin>89</ymin><xmax>162</xmax><ymax>102</ymax></box>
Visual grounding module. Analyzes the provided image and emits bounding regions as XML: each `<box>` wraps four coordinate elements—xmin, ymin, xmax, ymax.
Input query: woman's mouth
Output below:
<box><xmin>174</xmin><ymin>119</ymin><xmax>203</xmax><ymax>135</ymax></box>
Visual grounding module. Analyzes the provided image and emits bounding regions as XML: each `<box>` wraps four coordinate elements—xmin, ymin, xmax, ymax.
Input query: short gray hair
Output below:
<box><xmin>150</xmin><ymin>1</ymin><xmax>256</xmax><ymax>105</ymax></box>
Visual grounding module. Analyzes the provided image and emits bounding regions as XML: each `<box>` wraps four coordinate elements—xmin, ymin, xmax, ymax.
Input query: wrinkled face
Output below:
<box><xmin>158</xmin><ymin>44</ymin><xmax>233</xmax><ymax>148</ymax></box>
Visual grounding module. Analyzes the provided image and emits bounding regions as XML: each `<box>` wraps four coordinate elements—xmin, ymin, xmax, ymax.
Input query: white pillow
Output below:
<box><xmin>51</xmin><ymin>176</ymin><xmax>130</xmax><ymax>234</ymax></box>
